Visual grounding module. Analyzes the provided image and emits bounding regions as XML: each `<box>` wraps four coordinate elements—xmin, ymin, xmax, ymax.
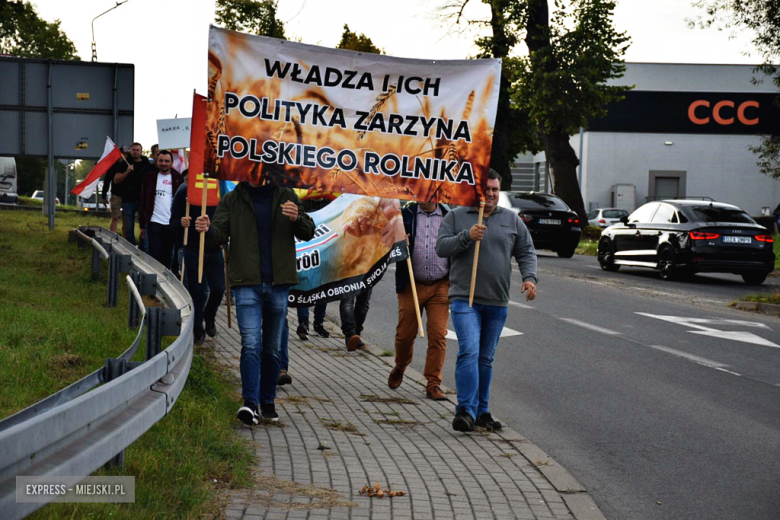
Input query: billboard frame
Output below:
<box><xmin>0</xmin><ymin>57</ymin><xmax>134</xmax><ymax>228</ymax></box>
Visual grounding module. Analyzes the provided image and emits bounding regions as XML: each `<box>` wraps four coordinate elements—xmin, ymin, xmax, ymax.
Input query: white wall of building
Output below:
<box><xmin>569</xmin><ymin>63</ymin><xmax>780</xmax><ymax>216</ymax></box>
<box><xmin>609</xmin><ymin>63</ymin><xmax>777</xmax><ymax>93</ymax></box>
<box><xmin>579</xmin><ymin>132</ymin><xmax>780</xmax><ymax>215</ymax></box>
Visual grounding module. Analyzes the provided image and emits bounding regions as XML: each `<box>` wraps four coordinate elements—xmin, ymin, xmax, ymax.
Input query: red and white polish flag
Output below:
<box><xmin>172</xmin><ymin>148</ymin><xmax>187</xmax><ymax>173</ymax></box>
<box><xmin>71</xmin><ymin>137</ymin><xmax>122</xmax><ymax>199</ymax></box>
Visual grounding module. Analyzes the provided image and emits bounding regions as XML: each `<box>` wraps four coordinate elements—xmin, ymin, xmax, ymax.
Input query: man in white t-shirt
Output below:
<box><xmin>139</xmin><ymin>150</ymin><xmax>184</xmax><ymax>271</ymax></box>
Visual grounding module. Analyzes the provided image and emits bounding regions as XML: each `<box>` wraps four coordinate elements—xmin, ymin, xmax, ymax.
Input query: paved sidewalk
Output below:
<box><xmin>211</xmin><ymin>306</ymin><xmax>605</xmax><ymax>520</ymax></box>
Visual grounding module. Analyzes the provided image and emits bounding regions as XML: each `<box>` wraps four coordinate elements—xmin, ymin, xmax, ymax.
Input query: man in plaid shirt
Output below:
<box><xmin>388</xmin><ymin>201</ymin><xmax>450</xmax><ymax>401</ymax></box>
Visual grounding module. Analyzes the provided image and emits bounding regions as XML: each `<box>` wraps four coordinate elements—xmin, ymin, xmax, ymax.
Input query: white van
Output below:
<box><xmin>0</xmin><ymin>157</ymin><xmax>18</xmax><ymax>204</ymax></box>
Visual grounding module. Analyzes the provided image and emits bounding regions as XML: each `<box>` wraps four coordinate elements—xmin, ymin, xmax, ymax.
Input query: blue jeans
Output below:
<box><xmin>297</xmin><ymin>302</ymin><xmax>327</xmax><ymax>327</ymax></box>
<box><xmin>122</xmin><ymin>201</ymin><xmax>140</xmax><ymax>246</ymax></box>
<box><xmin>450</xmin><ymin>300</ymin><xmax>508</xmax><ymax>420</ymax></box>
<box><xmin>280</xmin><ymin>319</ymin><xmax>289</xmax><ymax>371</ymax></box>
<box><xmin>184</xmin><ymin>247</ymin><xmax>225</xmax><ymax>339</ymax></box>
<box><xmin>234</xmin><ymin>284</ymin><xmax>289</xmax><ymax>406</ymax></box>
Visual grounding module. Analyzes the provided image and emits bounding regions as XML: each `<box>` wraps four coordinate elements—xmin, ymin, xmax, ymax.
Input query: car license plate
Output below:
<box><xmin>723</xmin><ymin>236</ymin><xmax>752</xmax><ymax>244</ymax></box>
<box><xmin>538</xmin><ymin>219</ymin><xmax>561</xmax><ymax>225</ymax></box>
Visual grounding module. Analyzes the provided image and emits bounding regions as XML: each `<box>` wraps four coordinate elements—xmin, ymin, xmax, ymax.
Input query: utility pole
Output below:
<box><xmin>92</xmin><ymin>1</ymin><xmax>130</xmax><ymax>62</ymax></box>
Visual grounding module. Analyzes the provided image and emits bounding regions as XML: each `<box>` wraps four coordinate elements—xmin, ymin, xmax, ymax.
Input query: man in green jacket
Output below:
<box><xmin>195</xmin><ymin>181</ymin><xmax>314</xmax><ymax>424</ymax></box>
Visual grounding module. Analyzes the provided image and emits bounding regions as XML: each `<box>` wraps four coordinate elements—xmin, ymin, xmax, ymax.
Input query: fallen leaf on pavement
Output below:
<box><xmin>358</xmin><ymin>483</ymin><xmax>406</xmax><ymax>498</ymax></box>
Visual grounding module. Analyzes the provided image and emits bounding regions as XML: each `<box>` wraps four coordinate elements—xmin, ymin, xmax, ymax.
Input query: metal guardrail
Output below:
<box><xmin>0</xmin><ymin>226</ymin><xmax>193</xmax><ymax>519</ymax></box>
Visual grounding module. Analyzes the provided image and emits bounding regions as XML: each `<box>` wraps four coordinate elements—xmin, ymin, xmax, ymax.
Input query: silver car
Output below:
<box><xmin>587</xmin><ymin>208</ymin><xmax>629</xmax><ymax>228</ymax></box>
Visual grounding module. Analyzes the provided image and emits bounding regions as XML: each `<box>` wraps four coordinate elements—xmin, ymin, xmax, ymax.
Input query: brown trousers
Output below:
<box><xmin>394</xmin><ymin>279</ymin><xmax>449</xmax><ymax>390</ymax></box>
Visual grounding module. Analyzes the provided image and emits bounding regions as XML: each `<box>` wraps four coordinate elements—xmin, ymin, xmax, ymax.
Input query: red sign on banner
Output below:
<box><xmin>188</xmin><ymin>93</ymin><xmax>220</xmax><ymax>206</ymax></box>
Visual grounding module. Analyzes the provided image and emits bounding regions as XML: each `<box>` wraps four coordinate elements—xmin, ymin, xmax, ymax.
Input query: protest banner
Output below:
<box><xmin>188</xmin><ymin>94</ymin><xmax>220</xmax><ymax>205</ymax></box>
<box><xmin>294</xmin><ymin>188</ymin><xmax>339</xmax><ymax>202</ymax></box>
<box><xmin>288</xmin><ymin>194</ymin><xmax>408</xmax><ymax>307</ymax></box>
<box><xmin>185</xmin><ymin>93</ymin><xmax>220</xmax><ymax>283</ymax></box>
<box><xmin>156</xmin><ymin>118</ymin><xmax>192</xmax><ymax>150</ymax></box>
<box><xmin>204</xmin><ymin>26</ymin><xmax>501</xmax><ymax>207</ymax></box>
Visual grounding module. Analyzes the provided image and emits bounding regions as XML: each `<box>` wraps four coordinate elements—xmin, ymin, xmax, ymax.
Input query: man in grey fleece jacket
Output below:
<box><xmin>436</xmin><ymin>170</ymin><xmax>538</xmax><ymax>432</ymax></box>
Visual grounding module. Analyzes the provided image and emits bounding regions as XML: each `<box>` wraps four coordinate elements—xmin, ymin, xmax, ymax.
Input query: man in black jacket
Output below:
<box><xmin>172</xmin><ymin>181</ymin><xmax>224</xmax><ymax>345</ymax></box>
<box><xmin>388</xmin><ymin>201</ymin><xmax>450</xmax><ymax>400</ymax></box>
<box><xmin>112</xmin><ymin>142</ymin><xmax>151</xmax><ymax>245</ymax></box>
<box><xmin>101</xmin><ymin>146</ymin><xmax>130</xmax><ymax>235</ymax></box>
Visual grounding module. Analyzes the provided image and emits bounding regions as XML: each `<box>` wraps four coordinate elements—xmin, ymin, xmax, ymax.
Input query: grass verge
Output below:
<box><xmin>774</xmin><ymin>234</ymin><xmax>780</xmax><ymax>269</ymax></box>
<box><xmin>17</xmin><ymin>195</ymin><xmax>86</xmax><ymax>212</ymax></box>
<box><xmin>738</xmin><ymin>291</ymin><xmax>780</xmax><ymax>305</ymax></box>
<box><xmin>0</xmin><ymin>210</ymin><xmax>138</xmax><ymax>416</ymax></box>
<box><xmin>0</xmin><ymin>209</ymin><xmax>254</xmax><ymax>518</ymax></box>
<box><xmin>575</xmin><ymin>226</ymin><xmax>602</xmax><ymax>257</ymax></box>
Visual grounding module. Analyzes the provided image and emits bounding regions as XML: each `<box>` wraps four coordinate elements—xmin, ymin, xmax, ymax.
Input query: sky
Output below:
<box><xmin>30</xmin><ymin>0</ymin><xmax>760</xmax><ymax>150</ymax></box>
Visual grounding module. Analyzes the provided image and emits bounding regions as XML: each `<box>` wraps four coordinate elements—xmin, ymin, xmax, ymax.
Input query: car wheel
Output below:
<box><xmin>597</xmin><ymin>239</ymin><xmax>619</xmax><ymax>271</ymax></box>
<box><xmin>742</xmin><ymin>273</ymin><xmax>767</xmax><ymax>285</ymax></box>
<box><xmin>657</xmin><ymin>247</ymin><xmax>679</xmax><ymax>281</ymax></box>
<box><xmin>557</xmin><ymin>245</ymin><xmax>576</xmax><ymax>258</ymax></box>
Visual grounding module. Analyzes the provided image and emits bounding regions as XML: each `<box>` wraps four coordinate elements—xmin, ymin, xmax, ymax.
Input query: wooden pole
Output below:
<box><xmin>405</xmin><ymin>239</ymin><xmax>424</xmax><ymax>338</ymax></box>
<box><xmin>198</xmin><ymin>174</ymin><xmax>208</xmax><ymax>283</ymax></box>
<box><xmin>223</xmin><ymin>246</ymin><xmax>232</xmax><ymax>328</ymax></box>
<box><xmin>468</xmin><ymin>201</ymin><xmax>485</xmax><ymax>307</ymax></box>
<box><xmin>180</xmin><ymin>201</ymin><xmax>190</xmax><ymax>283</ymax></box>
<box><xmin>118</xmin><ymin>151</ymin><xmax>131</xmax><ymax>230</ymax></box>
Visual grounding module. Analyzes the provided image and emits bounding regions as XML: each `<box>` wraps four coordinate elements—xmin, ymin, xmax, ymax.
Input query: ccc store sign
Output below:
<box><xmin>688</xmin><ymin>100</ymin><xmax>759</xmax><ymax>126</ymax></box>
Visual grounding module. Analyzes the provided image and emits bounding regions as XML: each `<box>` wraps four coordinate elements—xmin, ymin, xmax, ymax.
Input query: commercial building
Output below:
<box><xmin>511</xmin><ymin>63</ymin><xmax>780</xmax><ymax>216</ymax></box>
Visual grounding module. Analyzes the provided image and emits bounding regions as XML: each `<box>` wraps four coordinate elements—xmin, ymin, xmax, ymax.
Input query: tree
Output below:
<box><xmin>336</xmin><ymin>24</ymin><xmax>384</xmax><ymax>54</ymax></box>
<box><xmin>441</xmin><ymin>0</ymin><xmax>630</xmax><ymax>223</ymax></box>
<box><xmin>0</xmin><ymin>0</ymin><xmax>79</xmax><ymax>59</ymax></box>
<box><xmin>215</xmin><ymin>0</ymin><xmax>285</xmax><ymax>39</ymax></box>
<box><xmin>690</xmin><ymin>0</ymin><xmax>780</xmax><ymax>179</ymax></box>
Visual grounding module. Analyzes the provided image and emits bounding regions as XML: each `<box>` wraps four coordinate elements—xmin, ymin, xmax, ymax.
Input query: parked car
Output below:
<box><xmin>588</xmin><ymin>207</ymin><xmax>629</xmax><ymax>228</ymax></box>
<box><xmin>597</xmin><ymin>200</ymin><xmax>775</xmax><ymax>284</ymax></box>
<box><xmin>31</xmin><ymin>190</ymin><xmax>60</xmax><ymax>205</ymax></box>
<box><xmin>498</xmin><ymin>191</ymin><xmax>582</xmax><ymax>257</ymax></box>
<box><xmin>0</xmin><ymin>157</ymin><xmax>18</xmax><ymax>204</ymax></box>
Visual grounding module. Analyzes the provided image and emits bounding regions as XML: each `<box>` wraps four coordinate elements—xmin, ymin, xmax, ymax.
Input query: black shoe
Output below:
<box><xmin>277</xmin><ymin>370</ymin><xmax>292</xmax><ymax>386</ymax></box>
<box><xmin>194</xmin><ymin>332</ymin><xmax>205</xmax><ymax>346</ymax></box>
<box><xmin>475</xmin><ymin>413</ymin><xmax>502</xmax><ymax>431</ymax></box>
<box><xmin>205</xmin><ymin>321</ymin><xmax>217</xmax><ymax>338</ymax></box>
<box><xmin>237</xmin><ymin>402</ymin><xmax>258</xmax><ymax>426</ymax></box>
<box><xmin>452</xmin><ymin>409</ymin><xmax>475</xmax><ymax>432</ymax></box>
<box><xmin>260</xmin><ymin>402</ymin><xmax>279</xmax><ymax>422</ymax></box>
<box><xmin>296</xmin><ymin>323</ymin><xmax>309</xmax><ymax>340</ymax></box>
<box><xmin>313</xmin><ymin>324</ymin><xmax>330</xmax><ymax>338</ymax></box>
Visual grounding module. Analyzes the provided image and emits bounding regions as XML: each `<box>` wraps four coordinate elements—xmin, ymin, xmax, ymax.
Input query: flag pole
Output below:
<box><xmin>223</xmin><ymin>246</ymin><xmax>232</xmax><ymax>328</ymax></box>
<box><xmin>198</xmin><ymin>173</ymin><xmax>208</xmax><ymax>283</ymax></box>
<box><xmin>180</xmin><ymin>201</ymin><xmax>190</xmax><ymax>283</ymax></box>
<box><xmin>118</xmin><ymin>148</ymin><xmax>131</xmax><ymax>222</ymax></box>
<box><xmin>405</xmin><ymin>243</ymin><xmax>425</xmax><ymax>339</ymax></box>
<box><xmin>468</xmin><ymin>201</ymin><xmax>485</xmax><ymax>307</ymax></box>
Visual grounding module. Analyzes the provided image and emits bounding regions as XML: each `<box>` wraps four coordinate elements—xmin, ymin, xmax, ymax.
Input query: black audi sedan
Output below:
<box><xmin>498</xmin><ymin>191</ymin><xmax>582</xmax><ymax>257</ymax></box>
<box><xmin>597</xmin><ymin>200</ymin><xmax>775</xmax><ymax>284</ymax></box>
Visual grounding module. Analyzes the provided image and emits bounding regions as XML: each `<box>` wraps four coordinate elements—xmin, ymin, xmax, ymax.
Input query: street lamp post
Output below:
<box><xmin>91</xmin><ymin>1</ymin><xmax>130</xmax><ymax>62</ymax></box>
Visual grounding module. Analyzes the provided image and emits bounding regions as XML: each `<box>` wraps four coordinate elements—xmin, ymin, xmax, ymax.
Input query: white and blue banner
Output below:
<box><xmin>289</xmin><ymin>194</ymin><xmax>408</xmax><ymax>307</ymax></box>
